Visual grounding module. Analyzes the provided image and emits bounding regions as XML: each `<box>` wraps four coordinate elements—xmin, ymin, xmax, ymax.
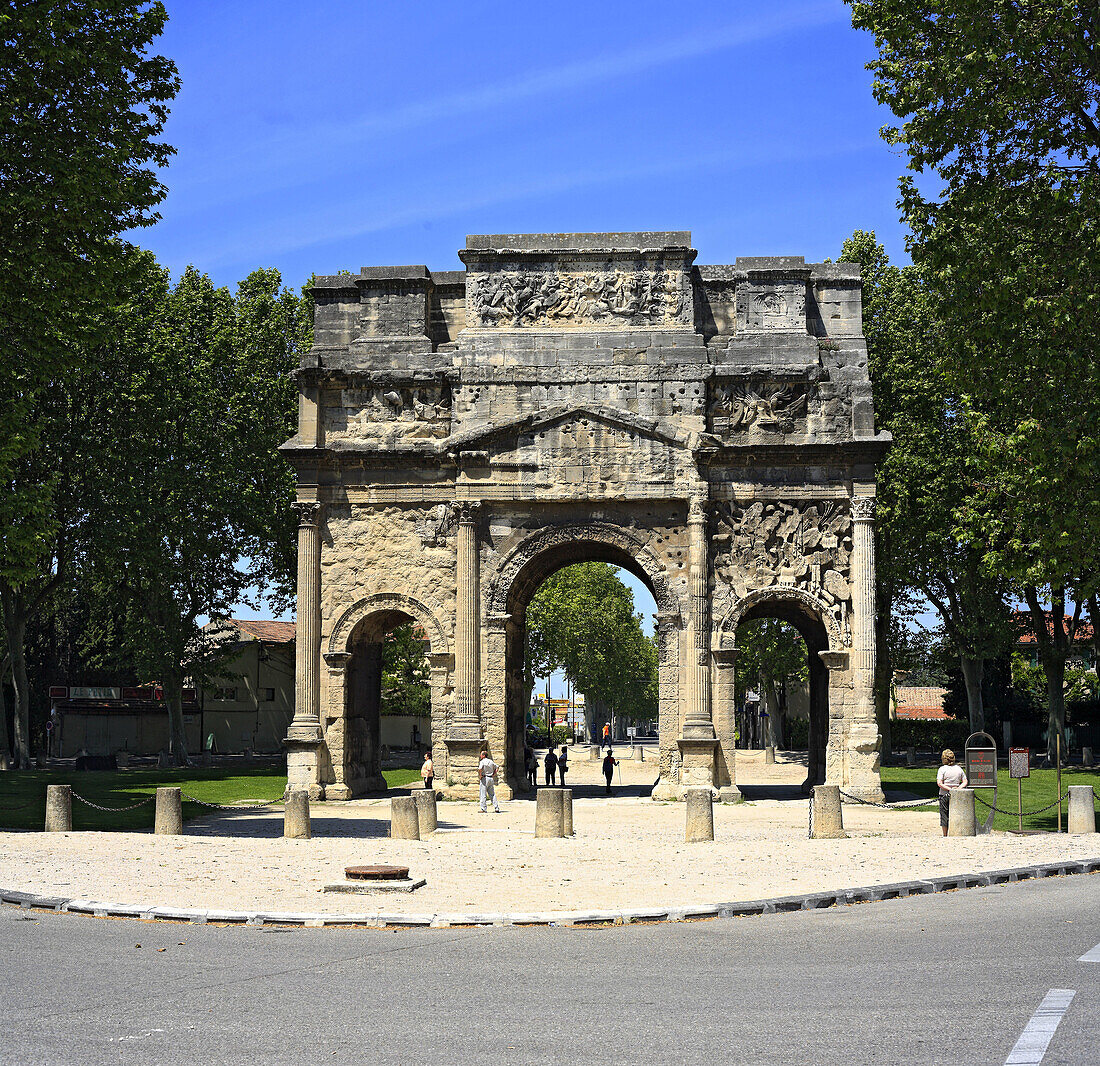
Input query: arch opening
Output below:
<box><xmin>340</xmin><ymin>608</ymin><xmax>430</xmax><ymax>795</ymax></box>
<box><xmin>735</xmin><ymin>596</ymin><xmax>831</xmax><ymax>795</ymax></box>
<box><xmin>500</xmin><ymin>540</ymin><xmax>663</xmax><ymax>798</ymax></box>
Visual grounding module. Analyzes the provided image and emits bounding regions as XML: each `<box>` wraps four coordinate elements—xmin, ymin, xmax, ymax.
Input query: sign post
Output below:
<box><xmin>965</xmin><ymin>731</ymin><xmax>998</xmax><ymax>834</ymax></box>
<box><xmin>1009</xmin><ymin>747</ymin><xmax>1030</xmax><ymax>832</ymax></box>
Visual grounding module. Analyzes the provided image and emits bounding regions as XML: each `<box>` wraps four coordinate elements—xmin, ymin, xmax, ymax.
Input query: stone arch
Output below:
<box><xmin>717</xmin><ymin>585</ymin><xmax>845</xmax><ymax>651</ymax></box>
<box><xmin>328</xmin><ymin>592</ymin><xmax>449</xmax><ymax>657</ymax></box>
<box><xmin>485</xmin><ymin>520</ymin><xmax>680</xmax><ymax>619</ymax></box>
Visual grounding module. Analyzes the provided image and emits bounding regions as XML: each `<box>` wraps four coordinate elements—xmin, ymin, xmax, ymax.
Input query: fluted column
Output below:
<box><xmin>682</xmin><ymin>495</ymin><xmax>714</xmax><ymax>738</ymax></box>
<box><xmin>451</xmin><ymin>501</ymin><xmax>482</xmax><ymax>739</ymax></box>
<box><xmin>850</xmin><ymin>494</ymin><xmax>878</xmax><ymax>725</ymax></box>
<box><xmin>287</xmin><ymin>500</ymin><xmax>322</xmax><ymax>742</ymax></box>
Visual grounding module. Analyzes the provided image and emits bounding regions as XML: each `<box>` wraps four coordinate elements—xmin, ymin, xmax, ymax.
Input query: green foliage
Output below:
<box><xmin>525</xmin><ymin>563</ymin><xmax>657</xmax><ymax>723</ymax></box>
<box><xmin>380</xmin><ymin>622</ymin><xmax>430</xmax><ymax>717</ymax></box>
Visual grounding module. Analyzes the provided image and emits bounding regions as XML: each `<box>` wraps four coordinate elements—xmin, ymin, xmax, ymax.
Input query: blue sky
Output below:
<box><xmin>155</xmin><ymin>1</ymin><xmax>918</xmax><ymax>638</ymax></box>
<box><xmin>143</xmin><ymin>0</ymin><xmax>913</xmax><ymax>289</ymax></box>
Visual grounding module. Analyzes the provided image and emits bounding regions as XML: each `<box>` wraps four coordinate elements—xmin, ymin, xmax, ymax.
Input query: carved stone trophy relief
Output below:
<box><xmin>708</xmin><ymin>381</ymin><xmax>808</xmax><ymax>435</ymax></box>
<box><xmin>343</xmin><ymin>385</ymin><xmax>452</xmax><ymax>439</ymax></box>
<box><xmin>467</xmin><ymin>268</ymin><xmax>689</xmax><ymax>328</ymax></box>
<box><xmin>713</xmin><ymin>499</ymin><xmax>853</xmax><ymax>643</ymax></box>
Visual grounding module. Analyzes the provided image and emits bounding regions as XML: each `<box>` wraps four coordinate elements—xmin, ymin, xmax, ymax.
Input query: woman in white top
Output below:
<box><xmin>936</xmin><ymin>748</ymin><xmax>968</xmax><ymax>836</ymax></box>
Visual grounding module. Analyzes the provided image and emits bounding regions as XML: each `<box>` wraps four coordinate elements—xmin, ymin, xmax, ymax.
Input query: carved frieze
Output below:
<box><xmin>467</xmin><ymin>268</ymin><xmax>689</xmax><ymax>328</ymax></box>
<box><xmin>713</xmin><ymin>500</ymin><xmax>853</xmax><ymax>642</ymax></box>
<box><xmin>708</xmin><ymin>381</ymin><xmax>808</xmax><ymax>435</ymax></box>
<box><xmin>334</xmin><ymin>385</ymin><xmax>451</xmax><ymax>440</ymax></box>
<box><xmin>738</xmin><ymin>284</ymin><xmax>807</xmax><ymax>331</ymax></box>
<box><xmin>415</xmin><ymin>503</ymin><xmax>457</xmax><ymax>547</ymax></box>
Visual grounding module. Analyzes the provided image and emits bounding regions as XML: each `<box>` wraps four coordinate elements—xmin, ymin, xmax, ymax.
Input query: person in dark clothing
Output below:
<box><xmin>602</xmin><ymin>749</ymin><xmax>617</xmax><ymax>795</ymax></box>
<box><xmin>544</xmin><ymin>748</ymin><xmax>558</xmax><ymax>786</ymax></box>
<box><xmin>525</xmin><ymin>747</ymin><xmax>538</xmax><ymax>789</ymax></box>
<box><xmin>557</xmin><ymin>744</ymin><xmax>569</xmax><ymax>785</ymax></box>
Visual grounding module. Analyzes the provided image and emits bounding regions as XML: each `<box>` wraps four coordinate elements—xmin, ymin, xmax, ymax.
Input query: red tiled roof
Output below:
<box><xmin>1013</xmin><ymin>611</ymin><xmax>1093</xmax><ymax>646</ymax></box>
<box><xmin>217</xmin><ymin>618</ymin><xmax>295</xmax><ymax>644</ymax></box>
<box><xmin>894</xmin><ymin>686</ymin><xmax>951</xmax><ymax>721</ymax></box>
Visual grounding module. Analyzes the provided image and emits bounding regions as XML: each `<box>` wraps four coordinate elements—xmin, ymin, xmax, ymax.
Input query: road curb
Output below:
<box><xmin>3</xmin><ymin>858</ymin><xmax>1098</xmax><ymax>930</ymax></box>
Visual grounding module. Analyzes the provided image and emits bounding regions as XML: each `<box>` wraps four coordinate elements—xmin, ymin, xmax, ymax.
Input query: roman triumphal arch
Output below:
<box><xmin>281</xmin><ymin>232</ymin><xmax>889</xmax><ymax>802</ymax></box>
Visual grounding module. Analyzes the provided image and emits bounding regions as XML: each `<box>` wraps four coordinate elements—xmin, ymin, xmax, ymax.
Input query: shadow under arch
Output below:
<box><xmin>324</xmin><ymin>592</ymin><xmax>450</xmax><ymax>799</ymax></box>
<box><xmin>719</xmin><ymin>585</ymin><xmax>841</xmax><ymax>796</ymax></box>
<box><xmin>483</xmin><ymin>521</ymin><xmax>679</xmax><ymax>795</ymax></box>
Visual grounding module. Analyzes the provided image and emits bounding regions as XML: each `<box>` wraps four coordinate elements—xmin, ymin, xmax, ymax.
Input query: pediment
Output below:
<box><xmin>444</xmin><ymin>403</ymin><xmax>693</xmax><ymax>453</ymax></box>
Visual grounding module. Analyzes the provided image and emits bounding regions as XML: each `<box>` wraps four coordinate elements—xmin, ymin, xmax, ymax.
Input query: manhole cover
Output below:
<box><xmin>345</xmin><ymin>865</ymin><xmax>410</xmax><ymax>881</ymax></box>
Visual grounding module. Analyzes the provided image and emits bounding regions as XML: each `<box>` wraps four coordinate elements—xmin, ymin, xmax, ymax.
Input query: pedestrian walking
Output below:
<box><xmin>544</xmin><ymin>747</ymin><xmax>558</xmax><ymax>786</ymax></box>
<box><xmin>602</xmin><ymin>749</ymin><xmax>618</xmax><ymax>795</ymax></box>
<box><xmin>557</xmin><ymin>744</ymin><xmax>569</xmax><ymax>785</ymax></box>
<box><xmin>479</xmin><ymin>749</ymin><xmax>501</xmax><ymax>813</ymax></box>
<box><xmin>420</xmin><ymin>751</ymin><xmax>434</xmax><ymax>791</ymax></box>
<box><xmin>525</xmin><ymin>747</ymin><xmax>538</xmax><ymax>790</ymax></box>
<box><xmin>936</xmin><ymin>748</ymin><xmax>967</xmax><ymax>836</ymax></box>
<box><xmin>602</xmin><ymin>723</ymin><xmax>611</xmax><ymax>747</ymax></box>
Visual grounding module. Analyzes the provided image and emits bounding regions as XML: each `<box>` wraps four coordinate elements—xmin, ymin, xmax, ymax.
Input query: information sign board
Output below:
<box><xmin>965</xmin><ymin>747</ymin><xmax>998</xmax><ymax>789</ymax></box>
<box><xmin>1009</xmin><ymin>748</ymin><xmax>1030</xmax><ymax>779</ymax></box>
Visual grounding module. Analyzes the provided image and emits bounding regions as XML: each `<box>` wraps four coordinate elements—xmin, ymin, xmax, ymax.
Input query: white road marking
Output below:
<box><xmin>1077</xmin><ymin>941</ymin><xmax>1100</xmax><ymax>962</ymax></box>
<box><xmin>1004</xmin><ymin>989</ymin><xmax>1076</xmax><ymax>1065</ymax></box>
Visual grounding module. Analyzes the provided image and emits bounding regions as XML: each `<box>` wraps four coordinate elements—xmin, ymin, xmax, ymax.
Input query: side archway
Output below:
<box><xmin>328</xmin><ymin>592</ymin><xmax>450</xmax><ymax>657</ymax></box>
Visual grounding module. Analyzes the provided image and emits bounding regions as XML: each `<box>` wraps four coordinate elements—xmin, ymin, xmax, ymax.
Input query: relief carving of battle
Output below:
<box><xmin>713</xmin><ymin>500</ymin><xmax>853</xmax><ymax>643</ymax></box>
<box><xmin>467</xmin><ymin>268</ymin><xmax>689</xmax><ymax>328</ymax></box>
<box><xmin>326</xmin><ymin>385</ymin><xmax>452</xmax><ymax>441</ymax></box>
<box><xmin>708</xmin><ymin>381</ymin><xmax>808</xmax><ymax>435</ymax></box>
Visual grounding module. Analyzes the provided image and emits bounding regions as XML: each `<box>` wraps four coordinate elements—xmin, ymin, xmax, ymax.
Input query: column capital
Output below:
<box><xmin>323</xmin><ymin>651</ymin><xmax>351</xmax><ymax>670</ymax></box>
<box><xmin>688</xmin><ymin>494</ymin><xmax>708</xmax><ymax>525</ymax></box>
<box><xmin>292</xmin><ymin>500</ymin><xmax>323</xmax><ymax>527</ymax></box>
<box><xmin>851</xmin><ymin>495</ymin><xmax>876</xmax><ymax>522</ymax></box>
<box><xmin>455</xmin><ymin>500</ymin><xmax>482</xmax><ymax>525</ymax></box>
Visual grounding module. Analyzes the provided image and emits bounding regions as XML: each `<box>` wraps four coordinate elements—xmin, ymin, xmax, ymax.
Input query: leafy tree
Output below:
<box><xmin>0</xmin><ymin>2</ymin><xmax>178</xmax><ymax>766</ymax></box>
<box><xmin>734</xmin><ymin>618</ymin><xmax>807</xmax><ymax>748</ymax></box>
<box><xmin>525</xmin><ymin>563</ymin><xmax>657</xmax><ymax>740</ymax></box>
<box><xmin>84</xmin><ymin>262</ymin><xmax>303</xmax><ymax>763</ymax></box>
<box><xmin>847</xmin><ymin>0</ymin><xmax>1100</xmax><ymax>760</ymax></box>
<box><xmin>380</xmin><ymin>623</ymin><xmax>430</xmax><ymax>718</ymax></box>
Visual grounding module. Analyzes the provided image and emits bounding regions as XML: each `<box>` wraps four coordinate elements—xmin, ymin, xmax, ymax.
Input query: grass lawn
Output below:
<box><xmin>0</xmin><ymin>766</ymin><xmax>423</xmax><ymax>833</ymax></box>
<box><xmin>882</xmin><ymin>766</ymin><xmax>1100</xmax><ymax>832</ymax></box>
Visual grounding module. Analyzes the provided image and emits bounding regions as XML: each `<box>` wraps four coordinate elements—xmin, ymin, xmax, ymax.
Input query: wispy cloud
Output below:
<box><xmin>194</xmin><ymin>134</ymin><xmax>875</xmax><ymax>269</ymax></box>
<box><xmin>168</xmin><ymin>1</ymin><xmax>848</xmax><ymax>209</ymax></box>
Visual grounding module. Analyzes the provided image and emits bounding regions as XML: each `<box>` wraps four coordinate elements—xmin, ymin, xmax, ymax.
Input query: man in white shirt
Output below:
<box><xmin>478</xmin><ymin>749</ymin><xmax>501</xmax><ymax>813</ymax></box>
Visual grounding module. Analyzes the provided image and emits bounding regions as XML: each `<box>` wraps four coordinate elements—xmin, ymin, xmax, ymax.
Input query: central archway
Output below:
<box><xmin>484</xmin><ymin>523</ymin><xmax>682</xmax><ymax>796</ymax></box>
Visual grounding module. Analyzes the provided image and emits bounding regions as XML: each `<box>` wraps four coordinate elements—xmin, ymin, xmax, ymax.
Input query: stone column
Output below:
<box><xmin>677</xmin><ymin>496</ymin><xmax>718</xmax><ymax>793</ymax></box>
<box><xmin>444</xmin><ymin>501</ymin><xmax>483</xmax><ymax>799</ymax></box>
<box><xmin>285</xmin><ymin>500</ymin><xmax>324</xmax><ymax>799</ymax></box>
<box><xmin>842</xmin><ymin>494</ymin><xmax>884</xmax><ymax>802</ymax></box>
<box><xmin>453</xmin><ymin>502</ymin><xmax>482</xmax><ymax>737</ymax></box>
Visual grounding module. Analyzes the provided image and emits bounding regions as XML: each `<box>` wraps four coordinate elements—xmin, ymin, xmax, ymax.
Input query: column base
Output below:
<box><xmin>284</xmin><ymin>734</ymin><xmax>324</xmax><ymax>800</ymax></box>
<box><xmin>718</xmin><ymin>785</ymin><xmax>742</xmax><ymax>803</ymax></box>
<box><xmin>677</xmin><ymin>736</ymin><xmax>719</xmax><ymax>789</ymax></box>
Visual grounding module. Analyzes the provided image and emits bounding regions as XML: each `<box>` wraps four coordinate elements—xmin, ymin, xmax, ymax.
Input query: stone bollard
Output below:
<box><xmin>947</xmin><ymin>788</ymin><xmax>977</xmax><ymax>836</ymax></box>
<box><xmin>906</xmin><ymin>746</ymin><xmax>917</xmax><ymax>767</ymax></box>
<box><xmin>562</xmin><ymin>788</ymin><xmax>573</xmax><ymax>836</ymax></box>
<box><xmin>1082</xmin><ymin>747</ymin><xmax>1094</xmax><ymax>769</ymax></box>
<box><xmin>390</xmin><ymin>795</ymin><xmax>420</xmax><ymax>840</ymax></box>
<box><xmin>535</xmin><ymin>788</ymin><xmax>565</xmax><ymax>838</ymax></box>
<box><xmin>633</xmin><ymin>745</ymin><xmax>644</xmax><ymax>761</ymax></box>
<box><xmin>685</xmin><ymin>788</ymin><xmax>714</xmax><ymax>842</ymax></box>
<box><xmin>1067</xmin><ymin>785</ymin><xmax>1096</xmax><ymax>834</ymax></box>
<box><xmin>284</xmin><ymin>790</ymin><xmax>311</xmax><ymax>839</ymax></box>
<box><xmin>811</xmin><ymin>784</ymin><xmax>845</xmax><ymax>839</ymax></box>
<box><xmin>765</xmin><ymin>746</ymin><xmax>776</xmax><ymax>765</ymax></box>
<box><xmin>589</xmin><ymin>744</ymin><xmax>601</xmax><ymax>761</ymax></box>
<box><xmin>414</xmin><ymin>789</ymin><xmax>437</xmax><ymax>835</ymax></box>
<box><xmin>44</xmin><ymin>784</ymin><xmax>72</xmax><ymax>832</ymax></box>
<box><xmin>154</xmin><ymin>787</ymin><xmax>183</xmax><ymax>835</ymax></box>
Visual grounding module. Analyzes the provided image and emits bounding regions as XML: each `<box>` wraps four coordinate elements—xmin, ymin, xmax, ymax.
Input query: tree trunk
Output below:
<box><xmin>873</xmin><ymin>594</ymin><xmax>893</xmax><ymax>759</ymax></box>
<box><xmin>165</xmin><ymin>665</ymin><xmax>191</xmax><ymax>766</ymax></box>
<box><xmin>765</xmin><ymin>679</ymin><xmax>785</xmax><ymax>748</ymax></box>
<box><xmin>0</xmin><ymin>653</ymin><xmax>11</xmax><ymax>770</ymax></box>
<box><xmin>959</xmin><ymin>655</ymin><xmax>986</xmax><ymax>734</ymax></box>
<box><xmin>1044</xmin><ymin>654</ymin><xmax>1066</xmax><ymax>766</ymax></box>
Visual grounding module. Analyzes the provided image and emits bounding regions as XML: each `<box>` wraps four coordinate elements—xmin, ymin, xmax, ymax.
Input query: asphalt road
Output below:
<box><xmin>1</xmin><ymin>875</ymin><xmax>1098</xmax><ymax>1066</ymax></box>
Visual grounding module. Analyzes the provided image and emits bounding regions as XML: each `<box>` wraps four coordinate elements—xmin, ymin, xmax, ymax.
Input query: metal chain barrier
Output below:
<box><xmin>838</xmin><ymin>790</ymin><xmax>938</xmax><ymax>809</ymax></box>
<box><xmin>71</xmin><ymin>791</ymin><xmax>156</xmax><ymax>813</ymax></box>
<box><xmin>180</xmin><ymin>792</ymin><xmax>281</xmax><ymax>811</ymax></box>
<box><xmin>974</xmin><ymin>791</ymin><xmax>1070</xmax><ymax>817</ymax></box>
<box><xmin>807</xmin><ymin>797</ymin><xmax>814</xmax><ymax>839</ymax></box>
